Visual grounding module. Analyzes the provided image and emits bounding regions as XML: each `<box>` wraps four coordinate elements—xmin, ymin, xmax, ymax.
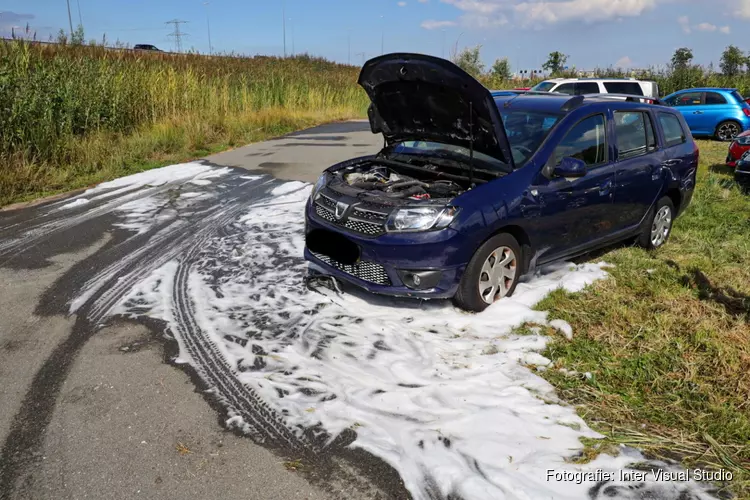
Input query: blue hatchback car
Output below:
<box><xmin>662</xmin><ymin>87</ymin><xmax>750</xmax><ymax>141</ymax></box>
<box><xmin>304</xmin><ymin>53</ymin><xmax>699</xmax><ymax>311</ymax></box>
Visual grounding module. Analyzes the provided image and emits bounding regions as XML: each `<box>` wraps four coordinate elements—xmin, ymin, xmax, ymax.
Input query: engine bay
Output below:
<box><xmin>331</xmin><ymin>163</ymin><xmax>466</xmax><ymax>201</ymax></box>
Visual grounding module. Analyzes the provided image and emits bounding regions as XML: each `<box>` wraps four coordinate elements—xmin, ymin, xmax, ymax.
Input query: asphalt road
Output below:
<box><xmin>0</xmin><ymin>121</ymin><xmax>403</xmax><ymax>500</ymax></box>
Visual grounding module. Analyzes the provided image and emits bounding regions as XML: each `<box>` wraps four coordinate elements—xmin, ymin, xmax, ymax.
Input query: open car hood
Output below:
<box><xmin>358</xmin><ymin>53</ymin><xmax>514</xmax><ymax>169</ymax></box>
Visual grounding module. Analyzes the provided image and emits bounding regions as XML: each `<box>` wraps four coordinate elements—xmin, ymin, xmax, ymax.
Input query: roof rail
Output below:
<box><xmin>585</xmin><ymin>93</ymin><xmax>663</xmax><ymax>105</ymax></box>
<box><xmin>559</xmin><ymin>93</ymin><xmax>663</xmax><ymax>112</ymax></box>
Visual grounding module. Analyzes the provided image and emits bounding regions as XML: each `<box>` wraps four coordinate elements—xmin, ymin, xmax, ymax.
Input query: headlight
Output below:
<box><xmin>386</xmin><ymin>206</ymin><xmax>460</xmax><ymax>232</ymax></box>
<box><xmin>311</xmin><ymin>173</ymin><xmax>327</xmax><ymax>199</ymax></box>
<box><xmin>735</xmin><ymin>136</ymin><xmax>750</xmax><ymax>145</ymax></box>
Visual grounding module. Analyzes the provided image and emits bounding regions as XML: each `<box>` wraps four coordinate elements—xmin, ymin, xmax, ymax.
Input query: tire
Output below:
<box><xmin>715</xmin><ymin>120</ymin><xmax>741</xmax><ymax>142</ymax></box>
<box><xmin>453</xmin><ymin>233</ymin><xmax>522</xmax><ymax>312</ymax></box>
<box><xmin>638</xmin><ymin>196</ymin><xmax>675</xmax><ymax>250</ymax></box>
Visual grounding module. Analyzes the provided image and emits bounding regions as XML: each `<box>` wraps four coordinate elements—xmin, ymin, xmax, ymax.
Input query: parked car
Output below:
<box><xmin>134</xmin><ymin>44</ymin><xmax>162</xmax><ymax>52</ymax></box>
<box><xmin>304</xmin><ymin>53</ymin><xmax>698</xmax><ymax>312</ymax></box>
<box><xmin>725</xmin><ymin>130</ymin><xmax>750</xmax><ymax>166</ymax></box>
<box><xmin>662</xmin><ymin>88</ymin><xmax>750</xmax><ymax>141</ymax></box>
<box><xmin>735</xmin><ymin>150</ymin><xmax>750</xmax><ymax>188</ymax></box>
<box><xmin>529</xmin><ymin>77</ymin><xmax>659</xmax><ymax>98</ymax></box>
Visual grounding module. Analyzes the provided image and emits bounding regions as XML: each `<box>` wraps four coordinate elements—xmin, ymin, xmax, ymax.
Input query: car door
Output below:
<box><xmin>611</xmin><ymin>109</ymin><xmax>664</xmax><ymax>231</ymax></box>
<box><xmin>702</xmin><ymin>91</ymin><xmax>733</xmax><ymax>135</ymax></box>
<box><xmin>525</xmin><ymin>113</ymin><xmax>616</xmax><ymax>259</ymax></box>
<box><xmin>666</xmin><ymin>91</ymin><xmax>704</xmax><ymax>133</ymax></box>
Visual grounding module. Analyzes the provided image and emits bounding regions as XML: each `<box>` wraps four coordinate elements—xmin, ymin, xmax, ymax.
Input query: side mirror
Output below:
<box><xmin>553</xmin><ymin>157</ymin><xmax>587</xmax><ymax>178</ymax></box>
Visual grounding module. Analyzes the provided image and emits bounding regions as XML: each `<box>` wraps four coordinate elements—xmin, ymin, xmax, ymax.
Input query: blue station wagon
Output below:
<box><xmin>304</xmin><ymin>54</ymin><xmax>699</xmax><ymax>312</ymax></box>
<box><xmin>662</xmin><ymin>87</ymin><xmax>750</xmax><ymax>141</ymax></box>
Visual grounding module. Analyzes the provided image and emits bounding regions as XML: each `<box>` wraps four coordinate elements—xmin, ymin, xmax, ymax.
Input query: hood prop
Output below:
<box><xmin>468</xmin><ymin>102</ymin><xmax>475</xmax><ymax>188</ymax></box>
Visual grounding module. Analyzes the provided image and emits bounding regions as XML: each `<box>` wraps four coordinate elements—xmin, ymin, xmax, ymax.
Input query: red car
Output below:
<box><xmin>726</xmin><ymin>130</ymin><xmax>750</xmax><ymax>166</ymax></box>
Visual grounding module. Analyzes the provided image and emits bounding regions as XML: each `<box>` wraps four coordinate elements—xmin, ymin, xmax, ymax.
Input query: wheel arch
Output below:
<box><xmin>714</xmin><ymin>118</ymin><xmax>742</xmax><ymax>140</ymax></box>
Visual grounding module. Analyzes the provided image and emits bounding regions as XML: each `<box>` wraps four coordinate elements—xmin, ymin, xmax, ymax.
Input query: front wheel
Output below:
<box><xmin>638</xmin><ymin>197</ymin><xmax>675</xmax><ymax>249</ymax></box>
<box><xmin>715</xmin><ymin>120</ymin><xmax>741</xmax><ymax>141</ymax></box>
<box><xmin>453</xmin><ymin>233</ymin><xmax>522</xmax><ymax>312</ymax></box>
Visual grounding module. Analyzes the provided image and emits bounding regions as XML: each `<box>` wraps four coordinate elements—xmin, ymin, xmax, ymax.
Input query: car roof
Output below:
<box><xmin>671</xmin><ymin>87</ymin><xmax>738</xmax><ymax>92</ymax></box>
<box><xmin>494</xmin><ymin>94</ymin><xmax>669</xmax><ymax>115</ymax></box>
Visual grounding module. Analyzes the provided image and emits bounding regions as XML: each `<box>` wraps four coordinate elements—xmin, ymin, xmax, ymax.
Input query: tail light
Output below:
<box><xmin>743</xmin><ymin>108</ymin><xmax>750</xmax><ymax>117</ymax></box>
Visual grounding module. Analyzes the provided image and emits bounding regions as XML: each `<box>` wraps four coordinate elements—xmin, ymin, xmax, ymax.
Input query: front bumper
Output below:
<box><xmin>303</xmin><ymin>201</ymin><xmax>468</xmax><ymax>299</ymax></box>
<box><xmin>735</xmin><ymin>167</ymin><xmax>750</xmax><ymax>186</ymax></box>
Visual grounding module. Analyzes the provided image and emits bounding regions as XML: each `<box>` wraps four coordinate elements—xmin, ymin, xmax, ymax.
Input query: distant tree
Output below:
<box><xmin>720</xmin><ymin>45</ymin><xmax>747</xmax><ymax>76</ymax></box>
<box><xmin>491</xmin><ymin>57</ymin><xmax>512</xmax><ymax>80</ymax></box>
<box><xmin>56</xmin><ymin>29</ymin><xmax>68</xmax><ymax>44</ymax></box>
<box><xmin>452</xmin><ymin>45</ymin><xmax>484</xmax><ymax>78</ymax></box>
<box><xmin>671</xmin><ymin>47</ymin><xmax>693</xmax><ymax>70</ymax></box>
<box><xmin>71</xmin><ymin>24</ymin><xmax>85</xmax><ymax>45</ymax></box>
<box><xmin>542</xmin><ymin>51</ymin><xmax>568</xmax><ymax>75</ymax></box>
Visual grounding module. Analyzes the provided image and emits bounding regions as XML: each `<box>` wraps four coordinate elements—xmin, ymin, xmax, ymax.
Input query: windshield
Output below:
<box><xmin>391</xmin><ymin>141</ymin><xmax>509</xmax><ymax>172</ymax></box>
<box><xmin>530</xmin><ymin>81</ymin><xmax>556</xmax><ymax>92</ymax></box>
<box><xmin>500</xmin><ymin>109</ymin><xmax>562</xmax><ymax>166</ymax></box>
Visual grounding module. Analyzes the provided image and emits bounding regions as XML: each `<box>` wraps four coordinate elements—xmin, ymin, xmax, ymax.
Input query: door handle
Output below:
<box><xmin>661</xmin><ymin>159</ymin><xmax>681</xmax><ymax>167</ymax></box>
<box><xmin>692</xmin><ymin>111</ymin><xmax>704</xmax><ymax>114</ymax></box>
<box><xmin>599</xmin><ymin>180</ymin><xmax>613</xmax><ymax>197</ymax></box>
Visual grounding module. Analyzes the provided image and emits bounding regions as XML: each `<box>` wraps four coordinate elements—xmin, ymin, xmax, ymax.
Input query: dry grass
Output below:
<box><xmin>0</xmin><ymin>40</ymin><xmax>369</xmax><ymax>206</ymax></box>
<box><xmin>535</xmin><ymin>140</ymin><xmax>750</xmax><ymax>496</ymax></box>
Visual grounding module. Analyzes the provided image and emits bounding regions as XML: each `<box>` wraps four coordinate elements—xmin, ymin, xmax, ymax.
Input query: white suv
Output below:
<box><xmin>530</xmin><ymin>78</ymin><xmax>659</xmax><ymax>98</ymax></box>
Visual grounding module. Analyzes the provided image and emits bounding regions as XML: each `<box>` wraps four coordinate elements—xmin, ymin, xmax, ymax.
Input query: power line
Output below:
<box><xmin>65</xmin><ymin>0</ymin><xmax>74</xmax><ymax>35</ymax></box>
<box><xmin>165</xmin><ymin>19</ymin><xmax>188</xmax><ymax>52</ymax></box>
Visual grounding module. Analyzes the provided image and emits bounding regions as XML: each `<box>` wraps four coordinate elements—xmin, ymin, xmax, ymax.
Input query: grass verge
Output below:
<box><xmin>534</xmin><ymin>140</ymin><xmax>750</xmax><ymax>497</ymax></box>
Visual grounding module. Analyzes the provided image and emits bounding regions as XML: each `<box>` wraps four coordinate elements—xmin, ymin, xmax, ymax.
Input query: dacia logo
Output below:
<box><xmin>334</xmin><ymin>201</ymin><xmax>349</xmax><ymax>220</ymax></box>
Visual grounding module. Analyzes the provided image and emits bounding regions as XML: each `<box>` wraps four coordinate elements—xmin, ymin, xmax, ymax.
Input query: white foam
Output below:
<box><xmin>110</xmin><ymin>183</ymin><xmax>719</xmax><ymax>500</ymax></box>
<box><xmin>58</xmin><ymin>198</ymin><xmax>90</xmax><ymax>210</ymax></box>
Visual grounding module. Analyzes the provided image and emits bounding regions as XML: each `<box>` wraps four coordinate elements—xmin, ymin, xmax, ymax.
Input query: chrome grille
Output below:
<box><xmin>318</xmin><ymin>193</ymin><xmax>336</xmax><ymax>210</ymax></box>
<box><xmin>352</xmin><ymin>207</ymin><xmax>388</xmax><ymax>222</ymax></box>
<box><xmin>311</xmin><ymin>252</ymin><xmax>391</xmax><ymax>286</ymax></box>
<box><xmin>344</xmin><ymin>219</ymin><xmax>382</xmax><ymax>235</ymax></box>
<box><xmin>315</xmin><ymin>204</ymin><xmax>336</xmax><ymax>222</ymax></box>
<box><xmin>313</xmin><ymin>193</ymin><xmax>387</xmax><ymax>237</ymax></box>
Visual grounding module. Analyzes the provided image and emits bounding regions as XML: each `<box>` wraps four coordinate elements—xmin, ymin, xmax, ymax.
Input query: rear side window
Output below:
<box><xmin>554</xmin><ymin>114</ymin><xmax>607</xmax><ymax>166</ymax></box>
<box><xmin>659</xmin><ymin>113</ymin><xmax>687</xmax><ymax>147</ymax></box>
<box><xmin>614</xmin><ymin>112</ymin><xmax>657</xmax><ymax>159</ymax></box>
<box><xmin>575</xmin><ymin>82</ymin><xmax>600</xmax><ymax>94</ymax></box>
<box><xmin>603</xmin><ymin>82</ymin><xmax>644</xmax><ymax>96</ymax></box>
<box><xmin>555</xmin><ymin>83</ymin><xmax>576</xmax><ymax>95</ymax></box>
<box><xmin>705</xmin><ymin>92</ymin><xmax>727</xmax><ymax>105</ymax></box>
<box><xmin>531</xmin><ymin>81</ymin><xmax>556</xmax><ymax>92</ymax></box>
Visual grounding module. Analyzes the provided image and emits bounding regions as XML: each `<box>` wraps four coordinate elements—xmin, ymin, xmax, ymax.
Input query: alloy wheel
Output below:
<box><xmin>478</xmin><ymin>246</ymin><xmax>517</xmax><ymax>304</ymax></box>
<box><xmin>718</xmin><ymin>122</ymin><xmax>740</xmax><ymax>141</ymax></box>
<box><xmin>650</xmin><ymin>205</ymin><xmax>672</xmax><ymax>247</ymax></box>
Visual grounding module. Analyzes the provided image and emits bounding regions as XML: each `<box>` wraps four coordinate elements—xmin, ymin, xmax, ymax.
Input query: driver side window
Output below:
<box><xmin>553</xmin><ymin>114</ymin><xmax>608</xmax><ymax>167</ymax></box>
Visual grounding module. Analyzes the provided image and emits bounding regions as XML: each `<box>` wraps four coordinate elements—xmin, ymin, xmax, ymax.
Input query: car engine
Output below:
<box><xmin>334</xmin><ymin>164</ymin><xmax>465</xmax><ymax>201</ymax></box>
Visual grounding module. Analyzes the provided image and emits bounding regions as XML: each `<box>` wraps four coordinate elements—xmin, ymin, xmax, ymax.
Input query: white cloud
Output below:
<box><xmin>420</xmin><ymin>19</ymin><xmax>458</xmax><ymax>29</ymax></box>
<box><xmin>677</xmin><ymin>16</ymin><xmax>732</xmax><ymax>35</ymax></box>
<box><xmin>734</xmin><ymin>0</ymin><xmax>750</xmax><ymax>18</ymax></box>
<box><xmin>398</xmin><ymin>1</ymin><xmax>407</xmax><ymax>6</ymax></box>
<box><xmin>615</xmin><ymin>56</ymin><xmax>633</xmax><ymax>68</ymax></box>
<box><xmin>436</xmin><ymin>0</ymin><xmax>661</xmax><ymax>27</ymax></box>
<box><xmin>696</xmin><ymin>22</ymin><xmax>717</xmax><ymax>31</ymax></box>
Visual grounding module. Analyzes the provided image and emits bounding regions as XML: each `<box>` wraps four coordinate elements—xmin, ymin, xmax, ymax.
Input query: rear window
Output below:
<box><xmin>603</xmin><ymin>82</ymin><xmax>644</xmax><ymax>95</ymax></box>
<box><xmin>658</xmin><ymin>113</ymin><xmax>687</xmax><ymax>147</ymax></box>
<box><xmin>530</xmin><ymin>81</ymin><xmax>557</xmax><ymax>92</ymax></box>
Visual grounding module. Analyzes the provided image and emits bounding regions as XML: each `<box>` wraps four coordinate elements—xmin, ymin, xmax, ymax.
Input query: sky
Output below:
<box><xmin>2</xmin><ymin>0</ymin><xmax>750</xmax><ymax>71</ymax></box>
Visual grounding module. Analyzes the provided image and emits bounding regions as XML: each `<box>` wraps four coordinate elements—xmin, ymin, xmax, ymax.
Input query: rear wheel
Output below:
<box><xmin>453</xmin><ymin>233</ymin><xmax>522</xmax><ymax>312</ymax></box>
<box><xmin>638</xmin><ymin>197</ymin><xmax>675</xmax><ymax>249</ymax></box>
<box><xmin>715</xmin><ymin>120</ymin><xmax>741</xmax><ymax>141</ymax></box>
